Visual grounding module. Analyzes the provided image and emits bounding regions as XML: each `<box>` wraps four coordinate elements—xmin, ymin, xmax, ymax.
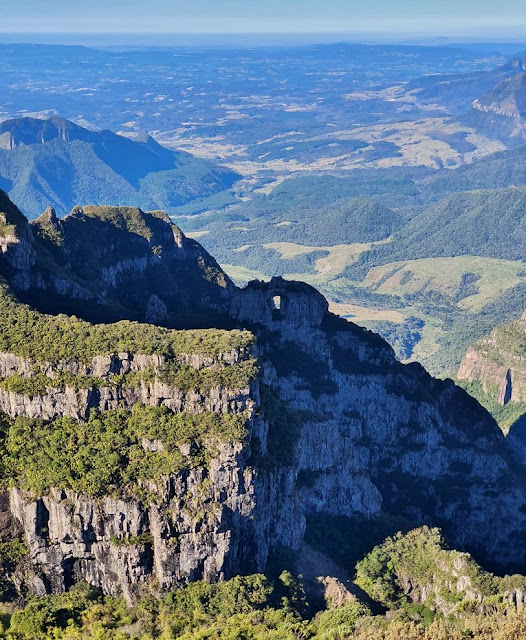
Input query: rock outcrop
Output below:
<box><xmin>0</xmin><ymin>190</ymin><xmax>233</xmax><ymax>327</ymax></box>
<box><xmin>1</xmin><ymin>195</ymin><xmax>526</xmax><ymax>602</ymax></box>
<box><xmin>468</xmin><ymin>70</ymin><xmax>526</xmax><ymax>143</ymax></box>
<box><xmin>457</xmin><ymin>311</ymin><xmax>526</xmax><ymax>406</ymax></box>
<box><xmin>355</xmin><ymin>526</ymin><xmax>526</xmax><ymax>617</ymax></box>
<box><xmin>473</xmin><ymin>72</ymin><xmax>526</xmax><ymax>121</ymax></box>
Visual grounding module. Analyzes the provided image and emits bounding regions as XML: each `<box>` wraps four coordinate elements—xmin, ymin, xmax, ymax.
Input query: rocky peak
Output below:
<box><xmin>0</xmin><ymin>191</ymin><xmax>35</xmax><ymax>277</ymax></box>
<box><xmin>39</xmin><ymin>206</ymin><xmax>58</xmax><ymax>225</ymax></box>
<box><xmin>1</xmin><ymin>193</ymin><xmax>233</xmax><ymax>327</ymax></box>
<box><xmin>33</xmin><ymin>206</ymin><xmax>60</xmax><ymax>236</ymax></box>
<box><xmin>509</xmin><ymin>57</ymin><xmax>526</xmax><ymax>73</ymax></box>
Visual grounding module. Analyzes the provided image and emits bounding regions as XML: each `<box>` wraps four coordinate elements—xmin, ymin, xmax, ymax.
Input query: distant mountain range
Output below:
<box><xmin>408</xmin><ymin>56</ymin><xmax>526</xmax><ymax>144</ymax></box>
<box><xmin>0</xmin><ymin>116</ymin><xmax>240</xmax><ymax>218</ymax></box>
<box><xmin>404</xmin><ymin>57</ymin><xmax>523</xmax><ymax>114</ymax></box>
<box><xmin>452</xmin><ymin>59</ymin><xmax>526</xmax><ymax>144</ymax></box>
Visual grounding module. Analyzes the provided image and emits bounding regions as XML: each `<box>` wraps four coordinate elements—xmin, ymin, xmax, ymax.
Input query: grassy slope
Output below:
<box><xmin>0</xmin><ymin>280</ymin><xmax>252</xmax><ymax>364</ymax></box>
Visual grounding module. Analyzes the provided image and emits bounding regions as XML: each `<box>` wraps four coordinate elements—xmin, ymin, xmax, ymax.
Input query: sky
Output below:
<box><xmin>1</xmin><ymin>0</ymin><xmax>526</xmax><ymax>38</ymax></box>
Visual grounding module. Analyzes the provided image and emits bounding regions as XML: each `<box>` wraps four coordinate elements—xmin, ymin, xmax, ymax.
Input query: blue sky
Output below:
<box><xmin>2</xmin><ymin>0</ymin><xmax>526</xmax><ymax>36</ymax></box>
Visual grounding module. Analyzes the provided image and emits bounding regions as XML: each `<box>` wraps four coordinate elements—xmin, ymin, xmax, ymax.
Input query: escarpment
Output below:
<box><xmin>0</xmin><ymin>190</ymin><xmax>232</xmax><ymax>327</ymax></box>
<box><xmin>457</xmin><ymin>312</ymin><xmax>526</xmax><ymax>462</ymax></box>
<box><xmin>1</xmin><ymin>192</ymin><xmax>526</xmax><ymax>602</ymax></box>
<box><xmin>0</xmin><ymin>348</ymin><xmax>256</xmax><ymax>420</ymax></box>
<box><xmin>0</xmin><ymin>297</ymin><xmax>295</xmax><ymax>602</ymax></box>
<box><xmin>458</xmin><ymin>311</ymin><xmax>526</xmax><ymax>407</ymax></box>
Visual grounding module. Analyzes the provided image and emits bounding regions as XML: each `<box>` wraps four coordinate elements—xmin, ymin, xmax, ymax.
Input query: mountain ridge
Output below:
<box><xmin>0</xmin><ymin>192</ymin><xmax>525</xmax><ymax>603</ymax></box>
<box><xmin>0</xmin><ymin>116</ymin><xmax>240</xmax><ymax>218</ymax></box>
<box><xmin>0</xmin><ymin>190</ymin><xmax>233</xmax><ymax>327</ymax></box>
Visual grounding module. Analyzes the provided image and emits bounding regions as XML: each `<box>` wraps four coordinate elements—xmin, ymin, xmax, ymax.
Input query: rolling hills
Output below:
<box><xmin>347</xmin><ymin>187</ymin><xmax>526</xmax><ymax>274</ymax></box>
<box><xmin>193</xmin><ymin>180</ymin><xmax>526</xmax><ymax>375</ymax></box>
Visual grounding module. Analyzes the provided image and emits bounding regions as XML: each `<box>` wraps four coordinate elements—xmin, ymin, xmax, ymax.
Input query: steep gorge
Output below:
<box><xmin>0</xmin><ymin>192</ymin><xmax>525</xmax><ymax>602</ymax></box>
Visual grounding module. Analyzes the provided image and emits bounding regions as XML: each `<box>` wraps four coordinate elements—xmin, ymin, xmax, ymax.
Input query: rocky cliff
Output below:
<box><xmin>458</xmin><ymin>311</ymin><xmax>526</xmax><ymax>406</ymax></box>
<box><xmin>466</xmin><ymin>69</ymin><xmax>526</xmax><ymax>143</ymax></box>
<box><xmin>1</xmin><ymin>194</ymin><xmax>526</xmax><ymax>602</ymax></box>
<box><xmin>473</xmin><ymin>72</ymin><xmax>526</xmax><ymax>121</ymax></box>
<box><xmin>0</xmin><ymin>190</ymin><xmax>232</xmax><ymax>327</ymax></box>
<box><xmin>457</xmin><ymin>312</ymin><xmax>526</xmax><ymax>459</ymax></box>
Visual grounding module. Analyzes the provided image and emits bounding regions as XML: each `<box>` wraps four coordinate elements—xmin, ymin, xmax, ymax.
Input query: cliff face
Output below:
<box><xmin>234</xmin><ymin>279</ymin><xmax>526</xmax><ymax>570</ymax></box>
<box><xmin>468</xmin><ymin>70</ymin><xmax>526</xmax><ymax>143</ymax></box>
<box><xmin>0</xmin><ymin>312</ymin><xmax>301</xmax><ymax>604</ymax></box>
<box><xmin>0</xmin><ymin>191</ymin><xmax>233</xmax><ymax>327</ymax></box>
<box><xmin>457</xmin><ymin>311</ymin><xmax>526</xmax><ymax>406</ymax></box>
<box><xmin>473</xmin><ymin>72</ymin><xmax>526</xmax><ymax>121</ymax></box>
<box><xmin>1</xmin><ymin>195</ymin><xmax>526</xmax><ymax>602</ymax></box>
<box><xmin>456</xmin><ymin>313</ymin><xmax>526</xmax><ymax>461</ymax></box>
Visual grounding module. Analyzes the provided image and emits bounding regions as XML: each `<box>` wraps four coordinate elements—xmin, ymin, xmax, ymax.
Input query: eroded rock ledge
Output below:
<box><xmin>0</xmin><ymin>198</ymin><xmax>525</xmax><ymax>602</ymax></box>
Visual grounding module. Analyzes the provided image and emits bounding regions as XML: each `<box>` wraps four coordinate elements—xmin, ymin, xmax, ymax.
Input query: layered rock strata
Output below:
<box><xmin>1</xmin><ymin>196</ymin><xmax>526</xmax><ymax>601</ymax></box>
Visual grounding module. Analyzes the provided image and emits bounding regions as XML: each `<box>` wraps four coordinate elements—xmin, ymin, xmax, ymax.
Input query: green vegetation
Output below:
<box><xmin>0</xmin><ymin>220</ymin><xmax>15</xmax><ymax>239</ymax></box>
<box><xmin>421</xmin><ymin>144</ymin><xmax>526</xmax><ymax>202</ymax></box>
<box><xmin>0</xmin><ymin>541</ymin><xmax>27</xmax><ymax>567</ymax></box>
<box><xmin>4</xmin><ymin>538</ymin><xmax>526</xmax><ymax>639</ymax></box>
<box><xmin>449</xmin><ymin>314</ymin><xmax>526</xmax><ymax>431</ymax></box>
<box><xmin>487</xmin><ymin>316</ymin><xmax>526</xmax><ymax>360</ymax></box>
<box><xmin>109</xmin><ymin>533</ymin><xmax>154</xmax><ymax>547</ymax></box>
<box><xmin>371</xmin><ymin>316</ymin><xmax>424</xmax><ymax>360</ymax></box>
<box><xmin>0</xmin><ymin>574</ymin><xmax>314</xmax><ymax>640</ymax></box>
<box><xmin>1</xmin><ymin>404</ymin><xmax>249</xmax><ymax>498</ymax></box>
<box><xmin>348</xmin><ymin>188</ymin><xmax>526</xmax><ymax>277</ymax></box>
<box><xmin>0</xmin><ymin>268</ymin><xmax>258</xmax><ymax>499</ymax></box>
<box><xmin>0</xmin><ymin>117</ymin><xmax>240</xmax><ymax>219</ymax></box>
<box><xmin>159</xmin><ymin>358</ymin><xmax>258</xmax><ymax>392</ymax></box>
<box><xmin>456</xmin><ymin>379</ymin><xmax>526</xmax><ymax>433</ymax></box>
<box><xmin>0</xmin><ymin>539</ymin><xmax>28</xmax><ymax>599</ymax></box>
<box><xmin>0</xmin><ymin>373</ymin><xmax>103</xmax><ymax>396</ymax></box>
<box><xmin>0</xmin><ymin>191</ymin><xmax>28</xmax><ymax>233</ymax></box>
<box><xmin>321</xmin><ymin>264</ymin><xmax>526</xmax><ymax>376</ymax></box>
<box><xmin>187</xmin><ymin>180</ymin><xmax>526</xmax><ymax>378</ymax></box>
<box><xmin>0</xmin><ymin>282</ymin><xmax>254</xmax><ymax>364</ymax></box>
<box><xmin>355</xmin><ymin>526</ymin><xmax>514</xmax><ymax>615</ymax></box>
<box><xmin>79</xmin><ymin>206</ymin><xmax>167</xmax><ymax>241</ymax></box>
<box><xmin>200</xmin><ymin>189</ymin><xmax>403</xmax><ymax>276</ymax></box>
<box><xmin>156</xmin><ymin>187</ymin><xmax>239</xmax><ymax>217</ymax></box>
<box><xmin>0</xmin><ymin>357</ymin><xmax>258</xmax><ymax>398</ymax></box>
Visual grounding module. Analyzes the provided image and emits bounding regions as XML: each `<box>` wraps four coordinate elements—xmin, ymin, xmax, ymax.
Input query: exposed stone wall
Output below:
<box><xmin>2</xmin><ymin>200</ymin><xmax>526</xmax><ymax>600</ymax></box>
<box><xmin>457</xmin><ymin>313</ymin><xmax>526</xmax><ymax>405</ymax></box>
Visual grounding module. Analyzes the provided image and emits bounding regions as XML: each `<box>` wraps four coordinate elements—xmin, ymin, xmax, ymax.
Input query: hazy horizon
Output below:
<box><xmin>1</xmin><ymin>32</ymin><xmax>526</xmax><ymax>51</ymax></box>
<box><xmin>2</xmin><ymin>0</ymin><xmax>526</xmax><ymax>39</ymax></box>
